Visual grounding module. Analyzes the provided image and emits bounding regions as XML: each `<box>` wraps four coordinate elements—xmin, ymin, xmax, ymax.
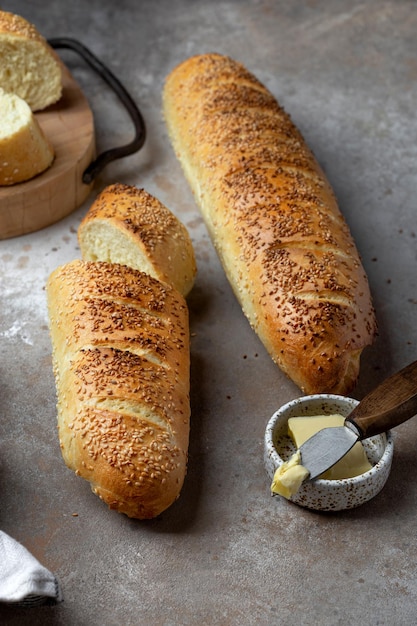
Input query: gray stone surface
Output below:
<box><xmin>1</xmin><ymin>1</ymin><xmax>416</xmax><ymax>624</ymax></box>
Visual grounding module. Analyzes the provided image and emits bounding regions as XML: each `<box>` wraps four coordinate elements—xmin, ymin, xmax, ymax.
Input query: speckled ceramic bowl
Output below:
<box><xmin>264</xmin><ymin>394</ymin><xmax>394</xmax><ymax>511</ymax></box>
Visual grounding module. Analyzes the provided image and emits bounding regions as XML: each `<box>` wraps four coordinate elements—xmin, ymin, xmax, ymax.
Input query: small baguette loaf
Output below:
<box><xmin>78</xmin><ymin>183</ymin><xmax>197</xmax><ymax>297</ymax></box>
<box><xmin>163</xmin><ymin>53</ymin><xmax>377</xmax><ymax>394</ymax></box>
<box><xmin>0</xmin><ymin>87</ymin><xmax>54</xmax><ymax>185</ymax></box>
<box><xmin>46</xmin><ymin>260</ymin><xmax>190</xmax><ymax>519</ymax></box>
<box><xmin>0</xmin><ymin>10</ymin><xmax>62</xmax><ymax>111</ymax></box>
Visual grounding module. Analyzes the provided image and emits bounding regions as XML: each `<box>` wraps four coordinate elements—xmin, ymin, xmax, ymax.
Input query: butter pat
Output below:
<box><xmin>271</xmin><ymin>450</ymin><xmax>310</xmax><ymax>498</ymax></box>
<box><xmin>288</xmin><ymin>414</ymin><xmax>372</xmax><ymax>480</ymax></box>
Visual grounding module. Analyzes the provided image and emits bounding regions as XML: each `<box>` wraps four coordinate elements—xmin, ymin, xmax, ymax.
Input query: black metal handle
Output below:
<box><xmin>48</xmin><ymin>37</ymin><xmax>146</xmax><ymax>184</ymax></box>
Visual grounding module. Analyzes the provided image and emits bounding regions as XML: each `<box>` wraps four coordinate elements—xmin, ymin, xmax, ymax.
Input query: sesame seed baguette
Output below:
<box><xmin>46</xmin><ymin>260</ymin><xmax>190</xmax><ymax>519</ymax></box>
<box><xmin>163</xmin><ymin>52</ymin><xmax>377</xmax><ymax>394</ymax></box>
<box><xmin>78</xmin><ymin>183</ymin><xmax>197</xmax><ymax>297</ymax></box>
<box><xmin>0</xmin><ymin>10</ymin><xmax>62</xmax><ymax>111</ymax></box>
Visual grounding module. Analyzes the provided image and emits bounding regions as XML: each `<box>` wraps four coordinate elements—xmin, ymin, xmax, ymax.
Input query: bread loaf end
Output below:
<box><xmin>47</xmin><ymin>260</ymin><xmax>191</xmax><ymax>519</ymax></box>
<box><xmin>0</xmin><ymin>10</ymin><xmax>62</xmax><ymax>111</ymax></box>
<box><xmin>78</xmin><ymin>183</ymin><xmax>197</xmax><ymax>297</ymax></box>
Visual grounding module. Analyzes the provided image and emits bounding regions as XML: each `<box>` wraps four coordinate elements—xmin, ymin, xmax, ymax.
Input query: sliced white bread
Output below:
<box><xmin>0</xmin><ymin>87</ymin><xmax>54</xmax><ymax>185</ymax></box>
<box><xmin>0</xmin><ymin>10</ymin><xmax>62</xmax><ymax>111</ymax></box>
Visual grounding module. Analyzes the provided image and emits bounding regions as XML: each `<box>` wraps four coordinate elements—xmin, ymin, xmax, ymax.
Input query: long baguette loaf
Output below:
<box><xmin>163</xmin><ymin>53</ymin><xmax>377</xmax><ymax>394</ymax></box>
<box><xmin>78</xmin><ymin>183</ymin><xmax>197</xmax><ymax>297</ymax></box>
<box><xmin>46</xmin><ymin>260</ymin><xmax>190</xmax><ymax>519</ymax></box>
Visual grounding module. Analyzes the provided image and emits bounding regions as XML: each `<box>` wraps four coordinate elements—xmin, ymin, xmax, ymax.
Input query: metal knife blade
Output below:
<box><xmin>298</xmin><ymin>425</ymin><xmax>359</xmax><ymax>480</ymax></box>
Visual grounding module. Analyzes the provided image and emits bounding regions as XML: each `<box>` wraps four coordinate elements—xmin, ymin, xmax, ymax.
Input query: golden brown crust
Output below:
<box><xmin>163</xmin><ymin>53</ymin><xmax>377</xmax><ymax>394</ymax></box>
<box><xmin>78</xmin><ymin>183</ymin><xmax>197</xmax><ymax>297</ymax></box>
<box><xmin>0</xmin><ymin>10</ymin><xmax>44</xmax><ymax>40</ymax></box>
<box><xmin>46</xmin><ymin>260</ymin><xmax>190</xmax><ymax>519</ymax></box>
<box><xmin>0</xmin><ymin>10</ymin><xmax>62</xmax><ymax>111</ymax></box>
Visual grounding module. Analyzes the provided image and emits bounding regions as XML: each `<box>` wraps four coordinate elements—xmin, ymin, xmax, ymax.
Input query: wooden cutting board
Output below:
<box><xmin>0</xmin><ymin>63</ymin><xmax>95</xmax><ymax>240</ymax></box>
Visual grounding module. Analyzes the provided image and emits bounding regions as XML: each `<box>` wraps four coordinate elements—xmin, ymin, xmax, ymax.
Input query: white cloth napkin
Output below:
<box><xmin>0</xmin><ymin>530</ymin><xmax>63</xmax><ymax>606</ymax></box>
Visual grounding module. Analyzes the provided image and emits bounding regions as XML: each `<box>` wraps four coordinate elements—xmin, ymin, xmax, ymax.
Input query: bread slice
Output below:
<box><xmin>78</xmin><ymin>183</ymin><xmax>197</xmax><ymax>297</ymax></box>
<box><xmin>0</xmin><ymin>10</ymin><xmax>62</xmax><ymax>111</ymax></box>
<box><xmin>0</xmin><ymin>87</ymin><xmax>54</xmax><ymax>185</ymax></box>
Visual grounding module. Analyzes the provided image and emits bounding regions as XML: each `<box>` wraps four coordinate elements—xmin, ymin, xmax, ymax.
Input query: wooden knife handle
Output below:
<box><xmin>346</xmin><ymin>360</ymin><xmax>417</xmax><ymax>438</ymax></box>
